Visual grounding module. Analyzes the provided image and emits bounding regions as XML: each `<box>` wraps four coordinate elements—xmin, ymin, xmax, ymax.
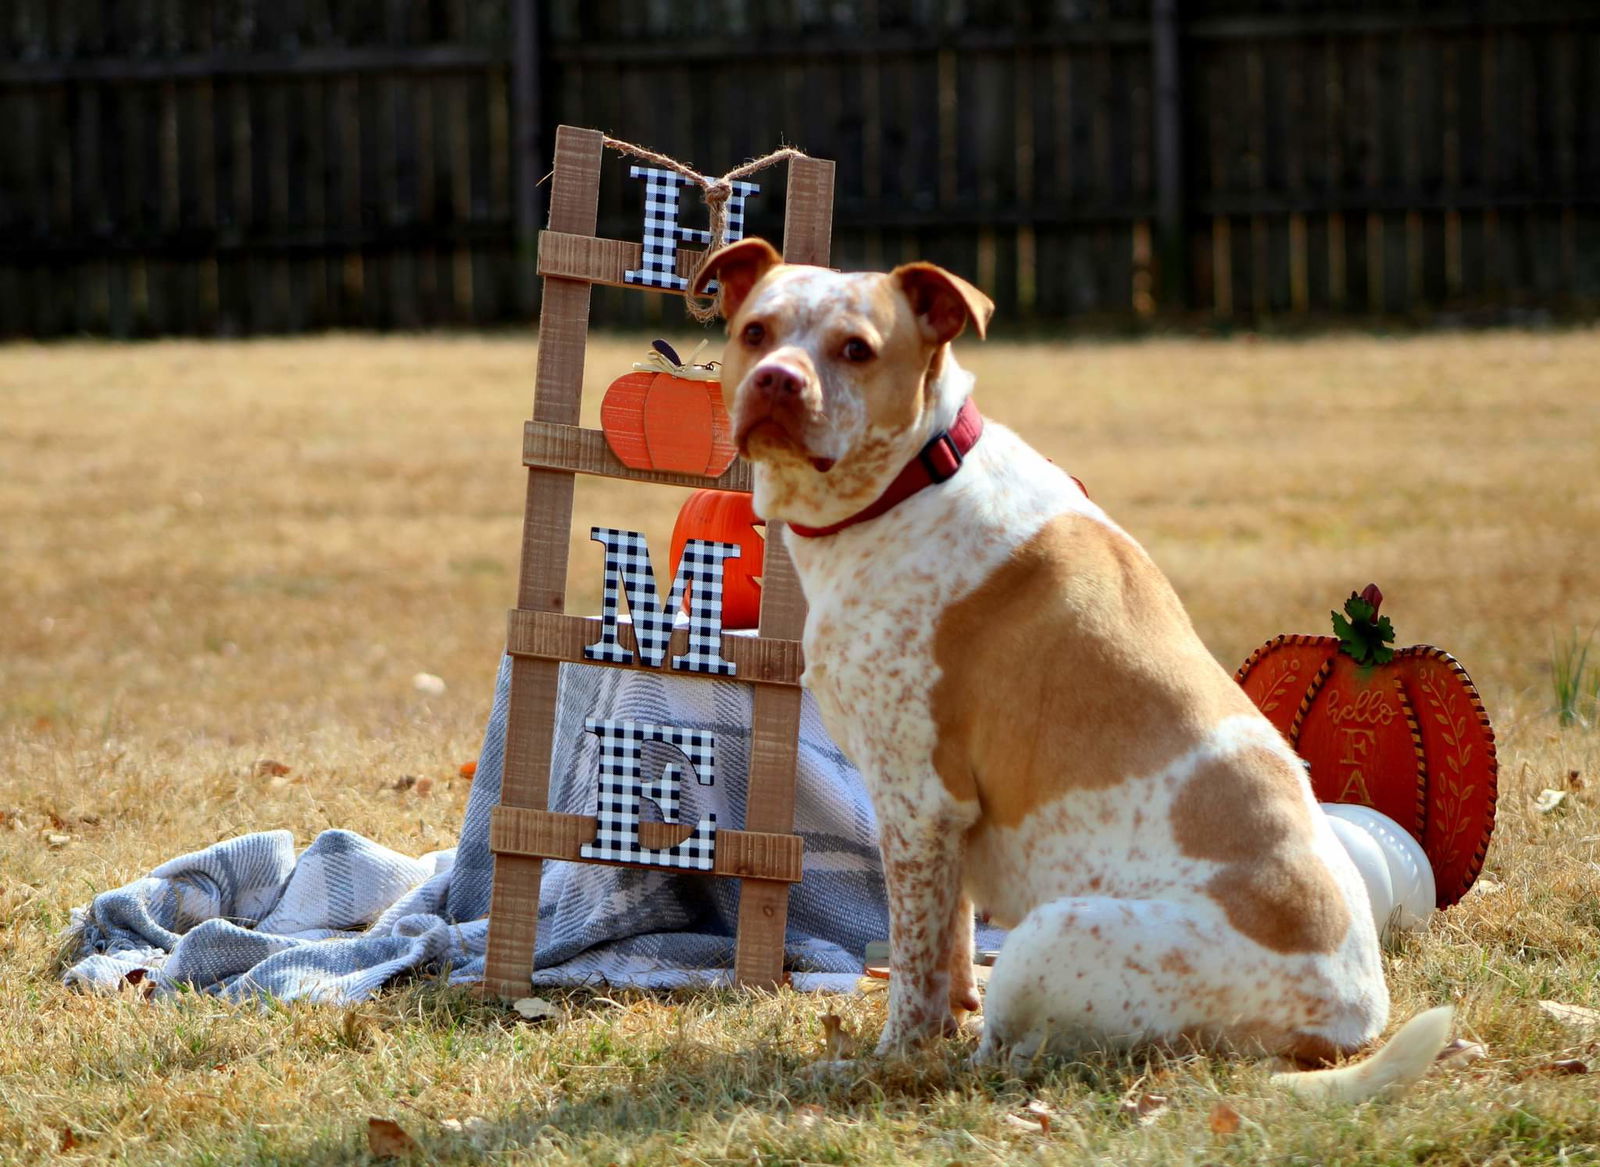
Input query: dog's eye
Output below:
<box><xmin>842</xmin><ymin>337</ymin><xmax>874</xmax><ymax>363</ymax></box>
<box><xmin>741</xmin><ymin>321</ymin><xmax>766</xmax><ymax>347</ymax></box>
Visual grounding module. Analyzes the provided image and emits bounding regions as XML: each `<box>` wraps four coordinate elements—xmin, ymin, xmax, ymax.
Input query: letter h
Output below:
<box><xmin>623</xmin><ymin>166</ymin><xmax>761</xmax><ymax>292</ymax></box>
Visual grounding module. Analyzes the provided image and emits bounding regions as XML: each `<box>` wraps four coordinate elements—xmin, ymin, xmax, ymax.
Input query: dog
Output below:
<box><xmin>693</xmin><ymin>239</ymin><xmax>1451</xmax><ymax>1099</ymax></box>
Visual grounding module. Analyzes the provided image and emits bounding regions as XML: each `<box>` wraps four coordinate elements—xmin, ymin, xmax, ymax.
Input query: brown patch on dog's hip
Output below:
<box><xmin>1171</xmin><ymin>746</ymin><xmax>1351</xmax><ymax>955</ymax></box>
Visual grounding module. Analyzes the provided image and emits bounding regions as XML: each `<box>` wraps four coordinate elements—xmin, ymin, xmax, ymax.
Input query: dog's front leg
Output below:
<box><xmin>876</xmin><ymin>810</ymin><xmax>969</xmax><ymax>1053</ymax></box>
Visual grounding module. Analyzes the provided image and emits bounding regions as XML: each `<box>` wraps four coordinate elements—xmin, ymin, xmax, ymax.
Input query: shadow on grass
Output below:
<box><xmin>269</xmin><ymin>983</ymin><xmax>1212</xmax><ymax>1165</ymax></box>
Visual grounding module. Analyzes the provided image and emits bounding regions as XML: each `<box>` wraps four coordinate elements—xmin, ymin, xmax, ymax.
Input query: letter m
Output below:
<box><xmin>583</xmin><ymin>527</ymin><xmax>741</xmax><ymax>677</ymax></box>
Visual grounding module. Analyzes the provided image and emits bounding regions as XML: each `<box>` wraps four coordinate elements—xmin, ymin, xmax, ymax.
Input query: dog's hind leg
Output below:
<box><xmin>973</xmin><ymin>895</ymin><xmax>1383</xmax><ymax>1069</ymax></box>
<box><xmin>948</xmin><ymin>894</ymin><xmax>980</xmax><ymax>1022</ymax></box>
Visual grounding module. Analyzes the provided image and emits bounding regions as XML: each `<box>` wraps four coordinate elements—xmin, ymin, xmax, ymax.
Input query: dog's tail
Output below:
<box><xmin>1270</xmin><ymin>1005</ymin><xmax>1454</xmax><ymax>1104</ymax></box>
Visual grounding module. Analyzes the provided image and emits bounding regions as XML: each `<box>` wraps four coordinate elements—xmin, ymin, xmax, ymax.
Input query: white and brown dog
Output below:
<box><xmin>694</xmin><ymin>239</ymin><xmax>1451</xmax><ymax>1099</ymax></box>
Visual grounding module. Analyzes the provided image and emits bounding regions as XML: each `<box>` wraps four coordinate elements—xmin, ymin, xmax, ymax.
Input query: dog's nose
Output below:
<box><xmin>752</xmin><ymin>363</ymin><xmax>803</xmax><ymax>401</ymax></box>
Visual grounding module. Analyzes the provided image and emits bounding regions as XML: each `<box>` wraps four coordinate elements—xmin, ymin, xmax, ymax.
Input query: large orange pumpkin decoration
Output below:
<box><xmin>669</xmin><ymin>489</ymin><xmax>766</xmax><ymax>630</ymax></box>
<box><xmin>601</xmin><ymin>340</ymin><xmax>738</xmax><ymax>477</ymax></box>
<box><xmin>1236</xmin><ymin>584</ymin><xmax>1496</xmax><ymax>908</ymax></box>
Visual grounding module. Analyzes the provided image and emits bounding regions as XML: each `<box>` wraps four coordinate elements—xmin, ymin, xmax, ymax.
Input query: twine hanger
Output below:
<box><xmin>603</xmin><ymin>136</ymin><xmax>804</xmax><ymax>322</ymax></box>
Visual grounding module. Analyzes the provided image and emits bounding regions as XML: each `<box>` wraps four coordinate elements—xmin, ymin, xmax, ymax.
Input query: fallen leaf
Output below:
<box><xmin>1518</xmin><ymin>1058</ymin><xmax>1589</xmax><ymax>1078</ymax></box>
<box><xmin>1021</xmin><ymin>1099</ymin><xmax>1058</xmax><ymax>1133</ymax></box>
<box><xmin>459</xmin><ymin>761</ymin><xmax>477</xmax><ymax>779</ymax></box>
<box><xmin>1539</xmin><ymin>1000</ymin><xmax>1600</xmax><ymax>1034</ymax></box>
<box><xmin>820</xmin><ymin>1013</ymin><xmax>857</xmax><ymax>1061</ymax></box>
<box><xmin>412</xmin><ymin>776</ymin><xmax>434</xmax><ymax>797</ymax></box>
<box><xmin>1003</xmin><ymin>1113</ymin><xmax>1047</xmax><ymax>1134</ymax></box>
<box><xmin>1437</xmin><ymin>1038</ymin><xmax>1488</xmax><ymax>1066</ymax></box>
<box><xmin>1207</xmin><ymin>1100</ymin><xmax>1242</xmax><ymax>1135</ymax></box>
<box><xmin>1119</xmin><ymin>1093</ymin><xmax>1168</xmax><ymax>1125</ymax></box>
<box><xmin>391</xmin><ymin>775</ymin><xmax>418</xmax><ymax>792</ymax></box>
<box><xmin>254</xmin><ymin>759</ymin><xmax>292</xmax><ymax>778</ymax></box>
<box><xmin>366</xmin><ymin>1117</ymin><xmax>418</xmax><ymax>1158</ymax></box>
<box><xmin>58</xmin><ymin>1127</ymin><xmax>78</xmax><ymax>1151</ymax></box>
<box><xmin>117</xmin><ymin>972</ymin><xmax>156</xmax><ymax>1000</ymax></box>
<box><xmin>45</xmin><ymin>833</ymin><xmax>70</xmax><ymax>848</ymax></box>
<box><xmin>412</xmin><ymin>672</ymin><xmax>447</xmax><ymax>697</ymax></box>
<box><xmin>1568</xmin><ymin>769</ymin><xmax>1585</xmax><ymax>791</ymax></box>
<box><xmin>1534</xmin><ymin>788</ymin><xmax>1569</xmax><ymax>814</ymax></box>
<box><xmin>511</xmin><ymin>996</ymin><xmax>561</xmax><ymax>1022</ymax></box>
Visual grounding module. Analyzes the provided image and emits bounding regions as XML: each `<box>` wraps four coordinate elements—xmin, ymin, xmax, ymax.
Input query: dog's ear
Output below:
<box><xmin>891</xmin><ymin>262</ymin><xmax>995</xmax><ymax>344</ymax></box>
<box><xmin>693</xmin><ymin>237</ymin><xmax>783</xmax><ymax>321</ymax></box>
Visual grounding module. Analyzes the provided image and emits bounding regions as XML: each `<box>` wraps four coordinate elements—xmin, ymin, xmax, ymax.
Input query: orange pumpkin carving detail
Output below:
<box><xmin>1235</xmin><ymin>584</ymin><xmax>1497</xmax><ymax>909</ymax></box>
<box><xmin>601</xmin><ymin>340</ymin><xmax>738</xmax><ymax>477</ymax></box>
<box><xmin>670</xmin><ymin>490</ymin><xmax>765</xmax><ymax>630</ymax></box>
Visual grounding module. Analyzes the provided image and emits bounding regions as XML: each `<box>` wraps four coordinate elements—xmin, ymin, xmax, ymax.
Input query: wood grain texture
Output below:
<box><xmin>8</xmin><ymin>17</ymin><xmax>1599</xmax><ymax>335</ymax></box>
<box><xmin>781</xmin><ymin>158</ymin><xmax>837</xmax><ymax>267</ymax></box>
<box><xmin>537</xmin><ymin>230</ymin><xmax>701</xmax><ymax>288</ymax></box>
<box><xmin>734</xmin><ymin>490</ymin><xmax>816</xmax><ymax>979</ymax></box>
<box><xmin>509</xmin><ymin>0</ymin><xmax>544</xmax><ymax>315</ymax></box>
<box><xmin>731</xmin><ymin>150</ymin><xmax>834</xmax><ymax>986</ymax></box>
<box><xmin>523</xmin><ymin>419</ymin><xmax>753</xmax><ymax>491</ymax></box>
<box><xmin>490</xmin><ymin>807</ymin><xmax>805</xmax><ymax>884</ymax></box>
<box><xmin>505</xmin><ymin>609</ymin><xmax>803</xmax><ymax>687</ymax></box>
<box><xmin>483</xmin><ymin>124</ymin><xmax>604</xmax><ymax>1001</ymax></box>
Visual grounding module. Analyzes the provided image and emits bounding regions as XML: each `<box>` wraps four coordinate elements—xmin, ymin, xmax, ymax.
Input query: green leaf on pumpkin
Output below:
<box><xmin>1331</xmin><ymin>591</ymin><xmax>1396</xmax><ymax>667</ymax></box>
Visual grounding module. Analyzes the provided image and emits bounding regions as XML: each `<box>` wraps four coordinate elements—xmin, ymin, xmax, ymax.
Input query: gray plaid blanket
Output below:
<box><xmin>65</xmin><ymin>655</ymin><xmax>1000</xmax><ymax>1002</ymax></box>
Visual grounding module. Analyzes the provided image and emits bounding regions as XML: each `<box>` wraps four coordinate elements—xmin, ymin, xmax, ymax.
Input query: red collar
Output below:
<box><xmin>787</xmin><ymin>399</ymin><xmax>984</xmax><ymax>538</ymax></box>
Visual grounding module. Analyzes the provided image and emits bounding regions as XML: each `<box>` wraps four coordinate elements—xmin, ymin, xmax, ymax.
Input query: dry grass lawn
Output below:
<box><xmin>3</xmin><ymin>327</ymin><xmax>1600</xmax><ymax>1164</ymax></box>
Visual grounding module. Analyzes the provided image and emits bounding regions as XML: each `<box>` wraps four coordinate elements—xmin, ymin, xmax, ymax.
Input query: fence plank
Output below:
<box><xmin>1151</xmin><ymin>0</ymin><xmax>1185</xmax><ymax>310</ymax></box>
<box><xmin>510</xmin><ymin>0</ymin><xmax>543</xmax><ymax>316</ymax></box>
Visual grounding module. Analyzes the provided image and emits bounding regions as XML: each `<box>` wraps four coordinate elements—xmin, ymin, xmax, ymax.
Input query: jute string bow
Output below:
<box><xmin>603</xmin><ymin>136</ymin><xmax>804</xmax><ymax>322</ymax></box>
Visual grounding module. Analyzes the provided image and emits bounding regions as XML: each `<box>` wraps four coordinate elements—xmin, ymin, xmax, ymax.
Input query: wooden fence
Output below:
<box><xmin>2</xmin><ymin>0</ymin><xmax>1597</xmax><ymax>336</ymax></box>
<box><xmin>0</xmin><ymin>0</ymin><xmax>522</xmax><ymax>336</ymax></box>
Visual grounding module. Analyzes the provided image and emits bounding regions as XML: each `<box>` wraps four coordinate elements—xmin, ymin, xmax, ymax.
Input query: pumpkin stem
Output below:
<box><xmin>1331</xmin><ymin>583</ymin><xmax>1397</xmax><ymax>667</ymax></box>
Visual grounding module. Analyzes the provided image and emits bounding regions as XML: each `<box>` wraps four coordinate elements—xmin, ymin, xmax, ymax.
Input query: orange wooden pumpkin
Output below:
<box><xmin>1236</xmin><ymin>584</ymin><xmax>1497</xmax><ymax>908</ymax></box>
<box><xmin>670</xmin><ymin>489</ymin><xmax>765</xmax><ymax>630</ymax></box>
<box><xmin>601</xmin><ymin>340</ymin><xmax>738</xmax><ymax>477</ymax></box>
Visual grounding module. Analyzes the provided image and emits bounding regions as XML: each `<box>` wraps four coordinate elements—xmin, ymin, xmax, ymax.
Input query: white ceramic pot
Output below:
<box><xmin>1322</xmin><ymin>802</ymin><xmax>1436</xmax><ymax>938</ymax></box>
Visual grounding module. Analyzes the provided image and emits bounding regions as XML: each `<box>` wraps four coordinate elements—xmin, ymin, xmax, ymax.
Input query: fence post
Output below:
<box><xmin>510</xmin><ymin>0</ymin><xmax>546</xmax><ymax>318</ymax></box>
<box><xmin>1152</xmin><ymin>0</ymin><xmax>1188</xmax><ymax>311</ymax></box>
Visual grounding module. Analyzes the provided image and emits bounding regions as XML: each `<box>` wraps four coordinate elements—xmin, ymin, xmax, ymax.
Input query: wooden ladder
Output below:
<box><xmin>480</xmin><ymin>125</ymin><xmax>836</xmax><ymax>997</ymax></box>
